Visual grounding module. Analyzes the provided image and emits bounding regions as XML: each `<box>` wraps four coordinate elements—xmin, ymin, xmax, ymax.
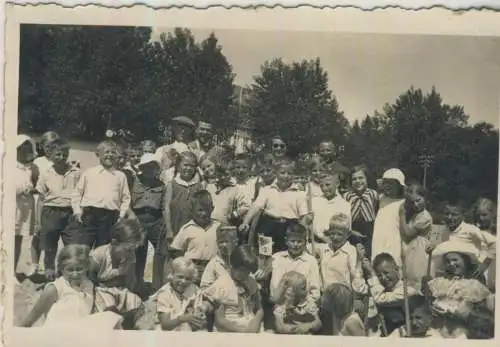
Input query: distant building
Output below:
<box><xmin>229</xmin><ymin>85</ymin><xmax>254</xmax><ymax>154</ymax></box>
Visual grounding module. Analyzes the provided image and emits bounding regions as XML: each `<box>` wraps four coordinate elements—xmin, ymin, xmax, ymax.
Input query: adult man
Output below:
<box><xmin>155</xmin><ymin>116</ymin><xmax>196</xmax><ymax>172</ymax></box>
<box><xmin>189</xmin><ymin>121</ymin><xmax>214</xmax><ymax>160</ymax></box>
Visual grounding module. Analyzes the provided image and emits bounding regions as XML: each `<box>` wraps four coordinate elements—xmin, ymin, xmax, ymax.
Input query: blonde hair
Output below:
<box><xmin>57</xmin><ymin>244</ymin><xmax>91</xmax><ymax>275</ymax></box>
<box><xmin>166</xmin><ymin>257</ymin><xmax>198</xmax><ymax>282</ymax></box>
<box><xmin>328</xmin><ymin>213</ymin><xmax>351</xmax><ymax>233</ymax></box>
<box><xmin>273</xmin><ymin>271</ymin><xmax>308</xmax><ymax>306</ymax></box>
<box><xmin>96</xmin><ymin>140</ymin><xmax>117</xmax><ymax>154</ymax></box>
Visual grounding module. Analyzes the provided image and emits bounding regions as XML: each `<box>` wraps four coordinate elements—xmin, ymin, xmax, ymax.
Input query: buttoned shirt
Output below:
<box><xmin>312</xmin><ymin>195</ymin><xmax>352</xmax><ymax>238</ymax></box>
<box><xmin>253</xmin><ymin>182</ymin><xmax>308</xmax><ymax>219</ymax></box>
<box><xmin>367</xmin><ymin>278</ymin><xmax>419</xmax><ymax>305</ymax></box>
<box><xmin>36</xmin><ymin>164</ymin><xmax>81</xmax><ymax>207</ymax></box>
<box><xmin>171</xmin><ymin>220</ymin><xmax>220</xmax><ymax>261</ymax></box>
<box><xmin>317</xmin><ymin>243</ymin><xmax>367</xmax><ymax>294</ymax></box>
<box><xmin>71</xmin><ymin>165</ymin><xmax>131</xmax><ymax>218</ymax></box>
<box><xmin>445</xmin><ymin>222</ymin><xmax>496</xmax><ymax>261</ymax></box>
<box><xmin>270</xmin><ymin>251</ymin><xmax>321</xmax><ymax>301</ymax></box>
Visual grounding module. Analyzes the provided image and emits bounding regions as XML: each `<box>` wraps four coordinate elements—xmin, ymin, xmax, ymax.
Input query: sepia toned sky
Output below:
<box><xmin>153</xmin><ymin>28</ymin><xmax>500</xmax><ymax>127</ymax></box>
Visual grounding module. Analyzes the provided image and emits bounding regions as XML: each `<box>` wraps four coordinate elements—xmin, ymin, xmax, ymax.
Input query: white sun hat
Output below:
<box><xmin>382</xmin><ymin>168</ymin><xmax>406</xmax><ymax>187</ymax></box>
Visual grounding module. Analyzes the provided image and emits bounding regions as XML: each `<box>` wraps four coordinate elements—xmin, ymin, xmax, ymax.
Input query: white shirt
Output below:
<box><xmin>311</xmin><ymin>194</ymin><xmax>351</xmax><ymax>238</ymax></box>
<box><xmin>33</xmin><ymin>156</ymin><xmax>53</xmax><ymax>174</ymax></box>
<box><xmin>447</xmin><ymin>222</ymin><xmax>496</xmax><ymax>262</ymax></box>
<box><xmin>253</xmin><ymin>183</ymin><xmax>308</xmax><ymax>219</ymax></box>
<box><xmin>171</xmin><ymin>220</ymin><xmax>220</xmax><ymax>261</ymax></box>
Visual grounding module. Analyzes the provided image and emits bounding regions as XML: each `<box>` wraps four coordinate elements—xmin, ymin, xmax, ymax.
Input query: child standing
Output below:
<box><xmin>311</xmin><ymin>173</ymin><xmax>352</xmax><ymax>244</ymax></box>
<box><xmin>163</xmin><ymin>151</ymin><xmax>203</xmax><ymax>242</ymax></box>
<box><xmin>36</xmin><ymin>139</ymin><xmax>81</xmax><ymax>281</ymax></box>
<box><xmin>207</xmin><ymin>245</ymin><xmax>264</xmax><ymax>333</ymax></box>
<box><xmin>15</xmin><ymin>135</ymin><xmax>38</xmax><ymax>278</ymax></box>
<box><xmin>170</xmin><ymin>190</ymin><xmax>220</xmax><ymax>284</ymax></box>
<box><xmin>125</xmin><ymin>143</ymin><xmax>143</xmax><ymax>176</ymax></box>
<box><xmin>141</xmin><ymin>140</ymin><xmax>157</xmax><ymax>155</ymax></box>
<box><xmin>34</xmin><ymin>131</ymin><xmax>60</xmax><ymax>174</ymax></box>
<box><xmin>156</xmin><ymin>257</ymin><xmax>210</xmax><ymax>331</ymax></box>
<box><xmin>344</xmin><ymin>165</ymin><xmax>379</xmax><ymax>258</ymax></box>
<box><xmin>231</xmin><ymin>154</ymin><xmax>256</xmax><ymax>229</ymax></box>
<box><xmin>273</xmin><ymin>271</ymin><xmax>322</xmax><ymax>334</ymax></box>
<box><xmin>240</xmin><ymin>158</ymin><xmax>309</xmax><ymax>254</ymax></box>
<box><xmin>388</xmin><ymin>296</ymin><xmax>441</xmax><ymax>338</ymax></box>
<box><xmin>130</xmin><ymin>153</ymin><xmax>166</xmax><ymax>292</ymax></box>
<box><xmin>68</xmin><ymin>140</ymin><xmax>131</xmax><ymax>248</ymax></box>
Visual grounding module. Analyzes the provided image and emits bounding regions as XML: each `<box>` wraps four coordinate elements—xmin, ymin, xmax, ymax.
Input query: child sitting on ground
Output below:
<box><xmin>389</xmin><ymin>295</ymin><xmax>441</xmax><ymax>338</ymax></box>
<box><xmin>273</xmin><ymin>271</ymin><xmax>321</xmax><ymax>335</ymax></box>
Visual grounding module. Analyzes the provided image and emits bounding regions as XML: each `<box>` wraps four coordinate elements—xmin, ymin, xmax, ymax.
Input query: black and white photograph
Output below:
<box><xmin>2</xmin><ymin>5</ymin><xmax>499</xmax><ymax>346</ymax></box>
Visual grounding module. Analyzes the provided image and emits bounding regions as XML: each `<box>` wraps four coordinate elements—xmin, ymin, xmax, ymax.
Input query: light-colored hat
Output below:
<box><xmin>172</xmin><ymin>116</ymin><xmax>195</xmax><ymax>128</ymax></box>
<box><xmin>432</xmin><ymin>240</ymin><xmax>480</xmax><ymax>274</ymax></box>
<box><xmin>139</xmin><ymin>153</ymin><xmax>159</xmax><ymax>166</ymax></box>
<box><xmin>16</xmin><ymin>134</ymin><xmax>37</xmax><ymax>154</ymax></box>
<box><xmin>382</xmin><ymin>168</ymin><xmax>406</xmax><ymax>187</ymax></box>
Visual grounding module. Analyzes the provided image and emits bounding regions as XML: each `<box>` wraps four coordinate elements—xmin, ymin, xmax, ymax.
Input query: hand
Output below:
<box><xmin>356</xmin><ymin>243</ymin><xmax>367</xmax><ymax>258</ymax></box>
<box><xmin>291</xmin><ymin>324</ymin><xmax>312</xmax><ymax>334</ymax></box>
<box><xmin>425</xmin><ymin>243</ymin><xmax>435</xmax><ymax>254</ymax></box>
<box><xmin>361</xmin><ymin>258</ymin><xmax>372</xmax><ymax>272</ymax></box>
<box><xmin>74</xmin><ymin>212</ymin><xmax>83</xmax><ymax>223</ymax></box>
<box><xmin>239</xmin><ymin>223</ymin><xmax>250</xmax><ymax>233</ymax></box>
<box><xmin>182</xmin><ymin>313</ymin><xmax>205</xmax><ymax>330</ymax></box>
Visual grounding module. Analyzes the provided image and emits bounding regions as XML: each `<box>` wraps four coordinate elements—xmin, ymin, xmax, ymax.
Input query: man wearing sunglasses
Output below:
<box><xmin>271</xmin><ymin>136</ymin><xmax>287</xmax><ymax>159</ymax></box>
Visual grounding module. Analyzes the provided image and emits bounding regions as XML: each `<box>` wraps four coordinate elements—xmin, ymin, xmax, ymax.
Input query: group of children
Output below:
<box><xmin>15</xmin><ymin>126</ymin><xmax>496</xmax><ymax>339</ymax></box>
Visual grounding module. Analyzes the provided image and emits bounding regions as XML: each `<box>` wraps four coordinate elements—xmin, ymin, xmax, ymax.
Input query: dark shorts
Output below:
<box><xmin>39</xmin><ymin>206</ymin><xmax>73</xmax><ymax>251</ymax></box>
<box><xmin>256</xmin><ymin>214</ymin><xmax>298</xmax><ymax>254</ymax></box>
<box><xmin>65</xmin><ymin>206</ymin><xmax>119</xmax><ymax>248</ymax></box>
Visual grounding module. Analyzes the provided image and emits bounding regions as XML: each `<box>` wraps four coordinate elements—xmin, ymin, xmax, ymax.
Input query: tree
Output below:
<box><xmin>246</xmin><ymin>58</ymin><xmax>349</xmax><ymax>156</ymax></box>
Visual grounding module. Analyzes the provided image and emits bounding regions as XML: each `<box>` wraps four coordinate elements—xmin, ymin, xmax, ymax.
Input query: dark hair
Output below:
<box><xmin>273</xmin><ymin>157</ymin><xmax>295</xmax><ymax>171</ymax></box>
<box><xmin>190</xmin><ymin>189</ymin><xmax>213</xmax><ymax>210</ymax></box>
<box><xmin>286</xmin><ymin>222</ymin><xmax>307</xmax><ymax>240</ymax></box>
<box><xmin>444</xmin><ymin>251</ymin><xmax>477</xmax><ymax>279</ymax></box>
<box><xmin>229</xmin><ymin>245</ymin><xmax>258</xmax><ymax>273</ymax></box>
<box><xmin>111</xmin><ymin>219</ymin><xmax>143</xmax><ymax>244</ymax></box>
<box><xmin>466</xmin><ymin>304</ymin><xmax>495</xmax><ymax>339</ymax></box>
<box><xmin>233</xmin><ymin>153</ymin><xmax>251</xmax><ymax>165</ymax></box>
<box><xmin>406</xmin><ymin>181</ymin><xmax>428</xmax><ymax>199</ymax></box>
<box><xmin>350</xmin><ymin>164</ymin><xmax>373</xmax><ymax>187</ymax></box>
<box><xmin>321</xmin><ymin>283</ymin><xmax>354</xmax><ymax>335</ymax></box>
<box><xmin>46</xmin><ymin>138</ymin><xmax>69</xmax><ymax>155</ymax></box>
<box><xmin>373</xmin><ymin>252</ymin><xmax>398</xmax><ymax>270</ymax></box>
<box><xmin>57</xmin><ymin>244</ymin><xmax>90</xmax><ymax>274</ymax></box>
<box><xmin>174</xmin><ymin>151</ymin><xmax>198</xmax><ymax>177</ymax></box>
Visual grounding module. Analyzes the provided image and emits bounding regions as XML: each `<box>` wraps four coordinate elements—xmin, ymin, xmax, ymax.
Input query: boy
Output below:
<box><xmin>170</xmin><ymin>190</ymin><xmax>221</xmax><ymax>283</ymax></box>
<box><xmin>361</xmin><ymin>252</ymin><xmax>419</xmax><ymax>335</ymax></box>
<box><xmin>231</xmin><ymin>154</ymin><xmax>256</xmax><ymax>229</ymax></box>
<box><xmin>126</xmin><ymin>143</ymin><xmax>143</xmax><ymax>175</ymax></box>
<box><xmin>312</xmin><ymin>173</ymin><xmax>352</xmax><ymax>243</ymax></box>
<box><xmin>36</xmin><ymin>139</ymin><xmax>81</xmax><ymax>280</ymax></box>
<box><xmin>68</xmin><ymin>140</ymin><xmax>131</xmax><ymax>248</ymax></box>
<box><xmin>240</xmin><ymin>158</ymin><xmax>309</xmax><ymax>254</ymax></box>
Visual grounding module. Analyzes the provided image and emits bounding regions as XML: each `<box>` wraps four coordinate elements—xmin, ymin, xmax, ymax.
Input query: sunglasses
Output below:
<box><xmin>272</xmin><ymin>143</ymin><xmax>286</xmax><ymax>149</ymax></box>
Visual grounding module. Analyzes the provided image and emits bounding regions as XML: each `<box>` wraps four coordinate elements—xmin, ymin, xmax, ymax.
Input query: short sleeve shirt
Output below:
<box><xmin>170</xmin><ymin>220</ymin><xmax>220</xmax><ymax>261</ymax></box>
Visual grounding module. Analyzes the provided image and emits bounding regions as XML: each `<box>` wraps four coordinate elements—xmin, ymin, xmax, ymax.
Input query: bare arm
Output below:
<box><xmin>20</xmin><ymin>284</ymin><xmax>58</xmax><ymax>327</ymax></box>
<box><xmin>158</xmin><ymin>312</ymin><xmax>191</xmax><ymax>331</ymax></box>
<box><xmin>214</xmin><ymin>305</ymin><xmax>263</xmax><ymax>333</ymax></box>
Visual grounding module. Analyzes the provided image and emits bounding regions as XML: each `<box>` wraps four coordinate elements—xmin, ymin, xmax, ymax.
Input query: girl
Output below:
<box><xmin>199</xmin><ymin>154</ymin><xmax>217</xmax><ymax>184</ymax></box>
<box><xmin>208</xmin><ymin>245</ymin><xmax>264</xmax><ymax>333</ymax></box>
<box><xmin>472</xmin><ymin>198</ymin><xmax>496</xmax><ymax>292</ymax></box>
<box><xmin>399</xmin><ymin>183</ymin><xmax>433</xmax><ymax>290</ymax></box>
<box><xmin>371</xmin><ymin>168</ymin><xmax>406</xmax><ymax>265</ymax></box>
<box><xmin>308</xmin><ymin>156</ymin><xmax>326</xmax><ymax>199</ymax></box>
<box><xmin>164</xmin><ymin>151</ymin><xmax>204</xmax><ymax>242</ymax></box>
<box><xmin>423</xmin><ymin>240</ymin><xmax>493</xmax><ymax>338</ymax></box>
<box><xmin>20</xmin><ymin>244</ymin><xmax>123</xmax><ymax>328</ymax></box>
<box><xmin>344</xmin><ymin>165</ymin><xmax>379</xmax><ymax>258</ymax></box>
<box><xmin>320</xmin><ymin>283</ymin><xmax>366</xmax><ymax>336</ymax></box>
<box><xmin>156</xmin><ymin>257</ymin><xmax>210</xmax><ymax>331</ymax></box>
<box><xmin>15</xmin><ymin>135</ymin><xmax>38</xmax><ymax>279</ymax></box>
<box><xmin>273</xmin><ymin>271</ymin><xmax>321</xmax><ymax>335</ymax></box>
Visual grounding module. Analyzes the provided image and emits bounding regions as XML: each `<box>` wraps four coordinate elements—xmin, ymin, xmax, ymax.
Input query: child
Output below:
<box><xmin>20</xmin><ymin>244</ymin><xmax>137</xmax><ymax>327</ymax></box>
<box><xmin>344</xmin><ymin>165</ymin><xmax>379</xmax><ymax>258</ymax></box>
<box><xmin>317</xmin><ymin>140</ymin><xmax>350</xmax><ymax>195</ymax></box>
<box><xmin>253</xmin><ymin>152</ymin><xmax>276</xmax><ymax>200</ymax></box>
<box><xmin>199</xmin><ymin>154</ymin><xmax>217</xmax><ymax>184</ymax></box>
<box><xmin>130</xmin><ymin>153</ymin><xmax>167</xmax><ymax>292</ymax></box>
<box><xmin>15</xmin><ymin>135</ymin><xmax>38</xmax><ymax>278</ymax></box>
<box><xmin>141</xmin><ymin>140</ymin><xmax>157</xmax><ymax>155</ymax></box>
<box><xmin>240</xmin><ymin>158</ymin><xmax>309</xmax><ymax>254</ymax></box>
<box><xmin>200</xmin><ymin>226</ymin><xmax>238</xmax><ymax>289</ymax></box>
<box><xmin>125</xmin><ymin>143</ymin><xmax>143</xmax><ymax>175</ymax></box>
<box><xmin>472</xmin><ymin>198</ymin><xmax>496</xmax><ymax>292</ymax></box>
<box><xmin>398</xmin><ymin>183</ymin><xmax>433</xmax><ymax>290</ymax></box>
<box><xmin>207</xmin><ymin>245</ymin><xmax>264</xmax><ymax>333</ymax></box>
<box><xmin>316</xmin><ymin>214</ymin><xmax>366</xmax><ymax>294</ymax></box>
<box><xmin>371</xmin><ymin>168</ymin><xmax>406</xmax><ymax>264</ymax></box>
<box><xmin>439</xmin><ymin>200</ymin><xmax>496</xmax><ymax>280</ymax></box>
<box><xmin>273</xmin><ymin>271</ymin><xmax>321</xmax><ymax>334</ymax></box>
<box><xmin>36</xmin><ymin>139</ymin><xmax>81</xmax><ymax>281</ymax></box>
<box><xmin>307</xmin><ymin>157</ymin><xmax>326</xmax><ymax>199</ymax></box>
<box><xmin>68</xmin><ymin>140</ymin><xmax>131</xmax><ymax>248</ymax></box>
<box><xmin>34</xmin><ymin>131</ymin><xmax>60</xmax><ymax>174</ymax></box>
<box><xmin>320</xmin><ymin>283</ymin><xmax>366</xmax><ymax>336</ymax></box>
<box><xmin>362</xmin><ymin>252</ymin><xmax>419</xmax><ymax>335</ymax></box>
<box><xmin>231</xmin><ymin>154</ymin><xmax>257</xmax><ymax>226</ymax></box>
<box><xmin>170</xmin><ymin>190</ymin><xmax>220</xmax><ymax>284</ymax></box>
<box><xmin>389</xmin><ymin>295</ymin><xmax>441</xmax><ymax>338</ymax></box>
<box><xmin>311</xmin><ymin>172</ymin><xmax>351</xmax><ymax>243</ymax></box>
<box><xmin>156</xmin><ymin>257</ymin><xmax>210</xmax><ymax>331</ymax></box>
<box><xmin>115</xmin><ymin>144</ymin><xmax>136</xmax><ymax>191</ymax></box>
<box><xmin>164</xmin><ymin>151</ymin><xmax>203</xmax><ymax>241</ymax></box>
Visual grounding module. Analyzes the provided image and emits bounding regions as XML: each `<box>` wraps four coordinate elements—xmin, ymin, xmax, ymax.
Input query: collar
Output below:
<box><xmin>281</xmin><ymin>251</ymin><xmax>308</xmax><ymax>262</ymax></box>
<box><xmin>449</xmin><ymin>222</ymin><xmax>465</xmax><ymax>233</ymax></box>
<box><xmin>96</xmin><ymin>165</ymin><xmax>117</xmax><ymax>174</ymax></box>
<box><xmin>269</xmin><ymin>180</ymin><xmax>299</xmax><ymax>192</ymax></box>
<box><xmin>174</xmin><ymin>173</ymin><xmax>200</xmax><ymax>186</ymax></box>
<box><xmin>325</xmin><ymin>242</ymin><xmax>351</xmax><ymax>255</ymax></box>
<box><xmin>183</xmin><ymin>219</ymin><xmax>218</xmax><ymax>231</ymax></box>
<box><xmin>50</xmin><ymin>163</ymin><xmax>79</xmax><ymax>175</ymax></box>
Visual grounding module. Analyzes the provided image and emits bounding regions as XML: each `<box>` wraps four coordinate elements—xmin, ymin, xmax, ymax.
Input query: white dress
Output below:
<box><xmin>371</xmin><ymin>197</ymin><xmax>405</xmax><ymax>265</ymax></box>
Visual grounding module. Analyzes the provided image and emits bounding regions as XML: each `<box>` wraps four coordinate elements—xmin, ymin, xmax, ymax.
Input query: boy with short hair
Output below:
<box><xmin>68</xmin><ymin>140</ymin><xmax>131</xmax><ymax>248</ymax></box>
<box><xmin>36</xmin><ymin>138</ymin><xmax>81</xmax><ymax>280</ymax></box>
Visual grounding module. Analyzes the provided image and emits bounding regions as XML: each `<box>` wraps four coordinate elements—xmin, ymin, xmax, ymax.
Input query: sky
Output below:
<box><xmin>153</xmin><ymin>28</ymin><xmax>500</xmax><ymax>127</ymax></box>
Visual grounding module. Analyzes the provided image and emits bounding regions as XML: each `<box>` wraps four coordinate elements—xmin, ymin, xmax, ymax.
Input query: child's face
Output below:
<box><xmin>444</xmin><ymin>252</ymin><xmax>467</xmax><ymax>277</ymax></box>
<box><xmin>310</xmin><ymin>164</ymin><xmax>324</xmax><ymax>183</ymax></box>
<box><xmin>128</xmin><ymin>150</ymin><xmax>142</xmax><ymax>166</ymax></box>
<box><xmin>217</xmin><ymin>236</ymin><xmax>236</xmax><ymax>259</ymax></box>
<box><xmin>259</xmin><ymin>165</ymin><xmax>275</xmax><ymax>185</ymax></box>
<box><xmin>320</xmin><ymin>176</ymin><xmax>339</xmax><ymax>200</ymax></box>
<box><xmin>351</xmin><ymin>170</ymin><xmax>368</xmax><ymax>193</ymax></box>
<box><xmin>407</xmin><ymin>191</ymin><xmax>426</xmax><ymax>213</ymax></box>
<box><xmin>476</xmin><ymin>207</ymin><xmax>493</xmax><ymax>230</ymax></box>
<box><xmin>318</xmin><ymin>142</ymin><xmax>336</xmax><ymax>162</ymax></box>
<box><xmin>444</xmin><ymin>206</ymin><xmax>464</xmax><ymax>230</ymax></box>
<box><xmin>200</xmin><ymin>159</ymin><xmax>216</xmax><ymax>179</ymax></box>
<box><xmin>142</xmin><ymin>142</ymin><xmax>156</xmax><ymax>154</ymax></box>
<box><xmin>232</xmin><ymin>159</ymin><xmax>250</xmax><ymax>183</ymax></box>
<box><xmin>410</xmin><ymin>306</ymin><xmax>432</xmax><ymax>335</ymax></box>
<box><xmin>374</xmin><ymin>260</ymin><xmax>399</xmax><ymax>291</ymax></box>
<box><xmin>271</xmin><ymin>139</ymin><xmax>287</xmax><ymax>157</ymax></box>
<box><xmin>284</xmin><ymin>284</ymin><xmax>306</xmax><ymax>306</ymax></box>
<box><xmin>115</xmin><ymin>150</ymin><xmax>126</xmax><ymax>169</ymax></box>
<box><xmin>171</xmin><ymin>269</ymin><xmax>194</xmax><ymax>293</ymax></box>
<box><xmin>61</xmin><ymin>260</ymin><xmax>87</xmax><ymax>287</ymax></box>
<box><xmin>276</xmin><ymin>164</ymin><xmax>294</xmax><ymax>188</ymax></box>
<box><xmin>50</xmin><ymin>148</ymin><xmax>69</xmax><ymax>166</ymax></box>
<box><xmin>97</xmin><ymin>145</ymin><xmax>117</xmax><ymax>168</ymax></box>
<box><xmin>179</xmin><ymin>155</ymin><xmax>197</xmax><ymax>181</ymax></box>
<box><xmin>17</xmin><ymin>142</ymin><xmax>36</xmax><ymax>164</ymax></box>
<box><xmin>325</xmin><ymin>227</ymin><xmax>349</xmax><ymax>250</ymax></box>
<box><xmin>286</xmin><ymin>234</ymin><xmax>306</xmax><ymax>258</ymax></box>
<box><xmin>382</xmin><ymin>179</ymin><xmax>401</xmax><ymax>198</ymax></box>
<box><xmin>192</xmin><ymin>200</ymin><xmax>213</xmax><ymax>228</ymax></box>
